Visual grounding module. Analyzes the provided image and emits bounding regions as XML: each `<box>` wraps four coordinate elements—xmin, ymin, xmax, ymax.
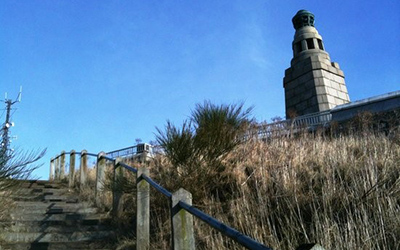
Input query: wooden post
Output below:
<box><xmin>69</xmin><ymin>150</ymin><xmax>76</xmax><ymax>188</ymax></box>
<box><xmin>172</xmin><ymin>188</ymin><xmax>195</xmax><ymax>250</ymax></box>
<box><xmin>60</xmin><ymin>151</ymin><xmax>66</xmax><ymax>180</ymax></box>
<box><xmin>113</xmin><ymin>157</ymin><xmax>124</xmax><ymax>218</ymax></box>
<box><xmin>95</xmin><ymin>152</ymin><xmax>106</xmax><ymax>207</ymax></box>
<box><xmin>136</xmin><ymin>167</ymin><xmax>150</xmax><ymax>250</ymax></box>
<box><xmin>54</xmin><ymin>156</ymin><xmax>60</xmax><ymax>181</ymax></box>
<box><xmin>80</xmin><ymin>150</ymin><xmax>88</xmax><ymax>191</ymax></box>
<box><xmin>49</xmin><ymin>158</ymin><xmax>54</xmax><ymax>181</ymax></box>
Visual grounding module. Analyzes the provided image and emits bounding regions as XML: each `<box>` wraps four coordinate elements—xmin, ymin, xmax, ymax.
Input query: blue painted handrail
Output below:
<box><xmin>52</xmin><ymin>149</ymin><xmax>272</xmax><ymax>249</ymax></box>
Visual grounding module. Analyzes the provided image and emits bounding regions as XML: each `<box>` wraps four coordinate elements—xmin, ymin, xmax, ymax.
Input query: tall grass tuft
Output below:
<box><xmin>155</xmin><ymin>101</ymin><xmax>253</xmax><ymax>201</ymax></box>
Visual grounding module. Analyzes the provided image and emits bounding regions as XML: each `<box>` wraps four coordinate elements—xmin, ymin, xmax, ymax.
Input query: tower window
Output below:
<box><xmin>306</xmin><ymin>38</ymin><xmax>315</xmax><ymax>49</ymax></box>
<box><xmin>295</xmin><ymin>41</ymin><xmax>303</xmax><ymax>53</ymax></box>
<box><xmin>317</xmin><ymin>39</ymin><xmax>324</xmax><ymax>50</ymax></box>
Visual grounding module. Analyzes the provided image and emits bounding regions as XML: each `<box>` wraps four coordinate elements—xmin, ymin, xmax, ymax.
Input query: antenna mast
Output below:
<box><xmin>1</xmin><ymin>87</ymin><xmax>22</xmax><ymax>156</ymax></box>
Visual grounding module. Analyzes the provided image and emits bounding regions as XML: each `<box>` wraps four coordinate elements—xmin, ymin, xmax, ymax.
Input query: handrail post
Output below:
<box><xmin>49</xmin><ymin>158</ymin><xmax>54</xmax><ymax>181</ymax></box>
<box><xmin>142</xmin><ymin>146</ymin><xmax>149</xmax><ymax>163</ymax></box>
<box><xmin>55</xmin><ymin>156</ymin><xmax>60</xmax><ymax>181</ymax></box>
<box><xmin>69</xmin><ymin>150</ymin><xmax>76</xmax><ymax>188</ymax></box>
<box><xmin>95</xmin><ymin>152</ymin><xmax>106</xmax><ymax>207</ymax></box>
<box><xmin>172</xmin><ymin>188</ymin><xmax>195</xmax><ymax>250</ymax></box>
<box><xmin>80</xmin><ymin>150</ymin><xmax>88</xmax><ymax>191</ymax></box>
<box><xmin>113</xmin><ymin>157</ymin><xmax>124</xmax><ymax>218</ymax></box>
<box><xmin>60</xmin><ymin>151</ymin><xmax>66</xmax><ymax>180</ymax></box>
<box><xmin>136</xmin><ymin>166</ymin><xmax>150</xmax><ymax>250</ymax></box>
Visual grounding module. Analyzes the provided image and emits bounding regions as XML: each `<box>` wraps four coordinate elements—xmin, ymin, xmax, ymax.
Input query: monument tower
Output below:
<box><xmin>283</xmin><ymin>10</ymin><xmax>350</xmax><ymax>118</ymax></box>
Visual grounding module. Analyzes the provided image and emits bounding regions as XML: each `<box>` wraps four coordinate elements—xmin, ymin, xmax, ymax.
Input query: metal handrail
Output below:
<box><xmin>292</xmin><ymin>110</ymin><xmax>332</xmax><ymax>127</ymax></box>
<box><xmin>106</xmin><ymin>144</ymin><xmax>153</xmax><ymax>159</ymax></box>
<box><xmin>52</xmin><ymin>151</ymin><xmax>81</xmax><ymax>160</ymax></box>
<box><xmin>83</xmin><ymin>152</ymin><xmax>98</xmax><ymax>157</ymax></box>
<box><xmin>107</xmin><ymin>145</ymin><xmax>138</xmax><ymax>159</ymax></box>
<box><xmin>142</xmin><ymin>173</ymin><xmax>172</xmax><ymax>199</ymax></box>
<box><xmin>255</xmin><ymin>110</ymin><xmax>333</xmax><ymax>139</ymax></box>
<box><xmin>178</xmin><ymin>200</ymin><xmax>272</xmax><ymax>250</ymax></box>
<box><xmin>51</xmin><ymin>150</ymin><xmax>271</xmax><ymax>249</ymax></box>
<box><xmin>99</xmin><ymin>155</ymin><xmax>115</xmax><ymax>162</ymax></box>
<box><xmin>116</xmin><ymin>161</ymin><xmax>138</xmax><ymax>174</ymax></box>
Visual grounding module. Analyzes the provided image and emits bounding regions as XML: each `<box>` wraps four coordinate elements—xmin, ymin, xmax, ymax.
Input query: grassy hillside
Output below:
<box><xmin>148</xmin><ymin>131</ymin><xmax>400</xmax><ymax>249</ymax></box>
<box><xmin>78</xmin><ymin>128</ymin><xmax>400</xmax><ymax>249</ymax></box>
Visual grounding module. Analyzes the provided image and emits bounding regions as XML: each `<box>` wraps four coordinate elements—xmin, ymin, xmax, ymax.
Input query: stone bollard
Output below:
<box><xmin>60</xmin><ymin>151</ymin><xmax>66</xmax><ymax>180</ymax></box>
<box><xmin>136</xmin><ymin>166</ymin><xmax>150</xmax><ymax>250</ymax></box>
<box><xmin>113</xmin><ymin>158</ymin><xmax>124</xmax><ymax>218</ymax></box>
<box><xmin>50</xmin><ymin>158</ymin><xmax>54</xmax><ymax>181</ymax></box>
<box><xmin>80</xmin><ymin>150</ymin><xmax>88</xmax><ymax>191</ymax></box>
<box><xmin>54</xmin><ymin>156</ymin><xmax>60</xmax><ymax>181</ymax></box>
<box><xmin>95</xmin><ymin>152</ymin><xmax>106</xmax><ymax>207</ymax></box>
<box><xmin>172</xmin><ymin>188</ymin><xmax>195</xmax><ymax>250</ymax></box>
<box><xmin>142</xmin><ymin>149</ymin><xmax>148</xmax><ymax>164</ymax></box>
<box><xmin>69</xmin><ymin>150</ymin><xmax>76</xmax><ymax>188</ymax></box>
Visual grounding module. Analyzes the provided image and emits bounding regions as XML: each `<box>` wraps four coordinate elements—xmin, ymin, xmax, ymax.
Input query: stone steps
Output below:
<box><xmin>0</xmin><ymin>180</ymin><xmax>115</xmax><ymax>249</ymax></box>
<box><xmin>0</xmin><ymin>221</ymin><xmax>112</xmax><ymax>233</ymax></box>
<box><xmin>12</xmin><ymin>205</ymin><xmax>99</xmax><ymax>215</ymax></box>
<box><xmin>0</xmin><ymin>231</ymin><xmax>114</xmax><ymax>243</ymax></box>
<box><xmin>10</xmin><ymin>194</ymin><xmax>80</xmax><ymax>203</ymax></box>
<box><xmin>0</xmin><ymin>242</ymin><xmax>114</xmax><ymax>250</ymax></box>
<box><xmin>15</xmin><ymin>190</ymin><xmax>75</xmax><ymax>198</ymax></box>
<box><xmin>9</xmin><ymin>212</ymin><xmax>108</xmax><ymax>222</ymax></box>
<box><xmin>12</xmin><ymin>201</ymin><xmax>92</xmax><ymax>209</ymax></box>
<box><xmin>17</xmin><ymin>180</ymin><xmax>64</xmax><ymax>189</ymax></box>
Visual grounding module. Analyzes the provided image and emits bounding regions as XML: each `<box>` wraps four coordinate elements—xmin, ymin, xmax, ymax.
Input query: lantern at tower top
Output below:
<box><xmin>292</xmin><ymin>9</ymin><xmax>315</xmax><ymax>30</ymax></box>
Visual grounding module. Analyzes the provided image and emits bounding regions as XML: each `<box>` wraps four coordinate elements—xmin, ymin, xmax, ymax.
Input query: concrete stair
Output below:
<box><xmin>0</xmin><ymin>180</ymin><xmax>115</xmax><ymax>250</ymax></box>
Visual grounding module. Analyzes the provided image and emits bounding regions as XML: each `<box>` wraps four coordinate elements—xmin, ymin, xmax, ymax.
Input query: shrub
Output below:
<box><xmin>0</xmin><ymin>142</ymin><xmax>45</xmax><ymax>219</ymax></box>
<box><xmin>155</xmin><ymin>101</ymin><xmax>253</xmax><ymax>200</ymax></box>
<box><xmin>155</xmin><ymin>120</ymin><xmax>196</xmax><ymax>168</ymax></box>
<box><xmin>0</xmin><ymin>149</ymin><xmax>45</xmax><ymax>190</ymax></box>
<box><xmin>191</xmin><ymin>101</ymin><xmax>253</xmax><ymax>165</ymax></box>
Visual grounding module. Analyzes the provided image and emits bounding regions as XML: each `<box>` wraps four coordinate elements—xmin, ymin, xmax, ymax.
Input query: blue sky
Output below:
<box><xmin>1</xmin><ymin>0</ymin><xmax>399</xmax><ymax>179</ymax></box>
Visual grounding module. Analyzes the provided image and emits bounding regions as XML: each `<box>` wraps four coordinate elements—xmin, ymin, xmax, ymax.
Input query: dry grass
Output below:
<box><xmin>76</xmin><ymin>129</ymin><xmax>400</xmax><ymax>250</ymax></box>
<box><xmin>0</xmin><ymin>191</ymin><xmax>15</xmax><ymax>221</ymax></box>
<box><xmin>221</xmin><ymin>132</ymin><xmax>400</xmax><ymax>249</ymax></box>
<box><xmin>74</xmin><ymin>166</ymin><xmax>99</xmax><ymax>205</ymax></box>
<box><xmin>150</xmin><ymin>130</ymin><xmax>400</xmax><ymax>249</ymax></box>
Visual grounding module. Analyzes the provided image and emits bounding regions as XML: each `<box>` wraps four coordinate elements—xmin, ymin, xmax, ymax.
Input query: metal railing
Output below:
<box><xmin>106</xmin><ymin>143</ymin><xmax>152</xmax><ymax>159</ymax></box>
<box><xmin>254</xmin><ymin>110</ymin><xmax>333</xmax><ymax>139</ymax></box>
<box><xmin>292</xmin><ymin>110</ymin><xmax>332</xmax><ymax>127</ymax></box>
<box><xmin>50</xmin><ymin>148</ymin><xmax>272</xmax><ymax>250</ymax></box>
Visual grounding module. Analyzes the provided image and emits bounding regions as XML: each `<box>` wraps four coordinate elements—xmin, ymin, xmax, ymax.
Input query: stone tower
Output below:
<box><xmin>283</xmin><ymin>10</ymin><xmax>350</xmax><ymax>118</ymax></box>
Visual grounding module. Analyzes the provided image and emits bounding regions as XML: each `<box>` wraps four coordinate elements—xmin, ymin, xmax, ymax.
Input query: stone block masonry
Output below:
<box><xmin>283</xmin><ymin>10</ymin><xmax>350</xmax><ymax>117</ymax></box>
